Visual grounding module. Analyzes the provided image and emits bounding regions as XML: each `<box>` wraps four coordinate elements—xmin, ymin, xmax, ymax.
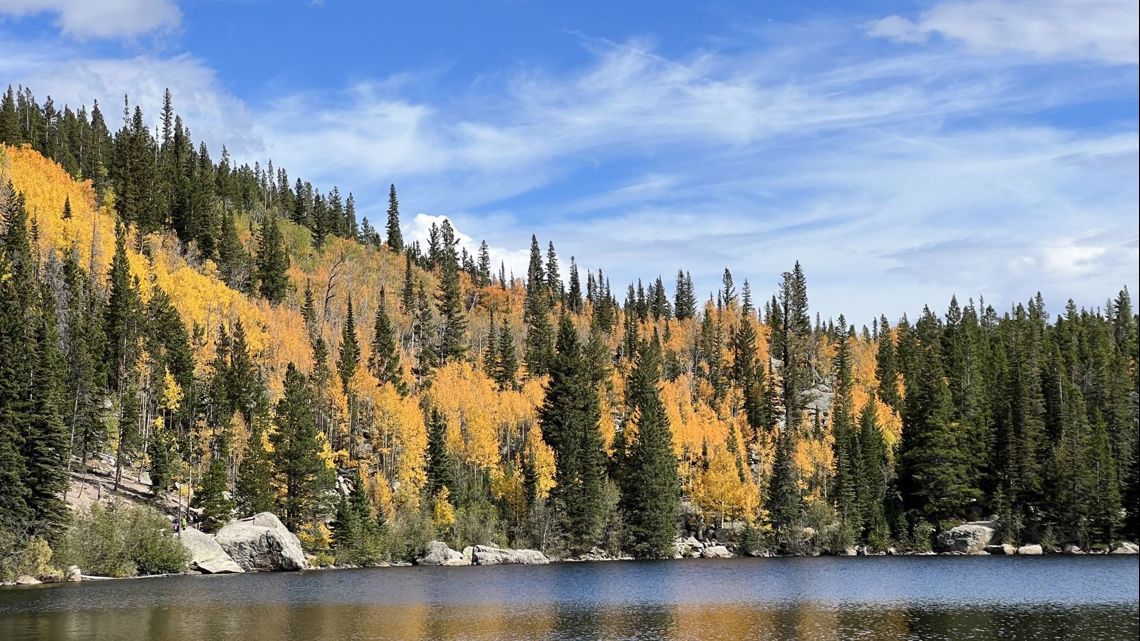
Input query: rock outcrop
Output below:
<box><xmin>66</xmin><ymin>565</ymin><xmax>82</xmax><ymax>582</ymax></box>
<box><xmin>215</xmin><ymin>513</ymin><xmax>307</xmax><ymax>572</ymax></box>
<box><xmin>674</xmin><ymin>536</ymin><xmax>704</xmax><ymax>558</ymax></box>
<box><xmin>985</xmin><ymin>544</ymin><xmax>1016</xmax><ymax>555</ymax></box>
<box><xmin>14</xmin><ymin>575</ymin><xmax>41</xmax><ymax>585</ymax></box>
<box><xmin>1063</xmin><ymin>544</ymin><xmax>1085</xmax><ymax>555</ymax></box>
<box><xmin>1017</xmin><ymin>544</ymin><xmax>1043</xmax><ymax>555</ymax></box>
<box><xmin>416</xmin><ymin>541</ymin><xmax>470</xmax><ymax>566</ymax></box>
<box><xmin>471</xmin><ymin>545</ymin><xmax>548</xmax><ymax>565</ymax></box>
<box><xmin>179</xmin><ymin>527</ymin><xmax>245</xmax><ymax>574</ymax></box>
<box><xmin>700</xmin><ymin>545</ymin><xmax>732</xmax><ymax>559</ymax></box>
<box><xmin>1111</xmin><ymin>542</ymin><xmax>1139</xmax><ymax>554</ymax></box>
<box><xmin>934</xmin><ymin>521</ymin><xmax>996</xmax><ymax>554</ymax></box>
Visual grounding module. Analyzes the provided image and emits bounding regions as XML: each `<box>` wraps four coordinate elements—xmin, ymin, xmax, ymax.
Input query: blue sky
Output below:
<box><xmin>1</xmin><ymin>0</ymin><xmax>1137</xmax><ymax>325</ymax></box>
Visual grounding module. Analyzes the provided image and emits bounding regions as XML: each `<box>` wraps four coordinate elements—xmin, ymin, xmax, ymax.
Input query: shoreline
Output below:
<box><xmin>6</xmin><ymin>545</ymin><xmax>1136</xmax><ymax>588</ymax></box>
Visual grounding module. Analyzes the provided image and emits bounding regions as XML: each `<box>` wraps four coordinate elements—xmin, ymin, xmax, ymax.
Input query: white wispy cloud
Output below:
<box><xmin>0</xmin><ymin>39</ymin><xmax>259</xmax><ymax>158</ymax></box>
<box><xmin>868</xmin><ymin>0</ymin><xmax>1139</xmax><ymax>65</ymax></box>
<box><xmin>0</xmin><ymin>5</ymin><xmax>1135</xmax><ymax>323</ymax></box>
<box><xmin>0</xmin><ymin>0</ymin><xmax>181</xmax><ymax>39</ymax></box>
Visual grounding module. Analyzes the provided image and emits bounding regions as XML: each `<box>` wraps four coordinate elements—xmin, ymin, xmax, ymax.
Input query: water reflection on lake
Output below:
<box><xmin>2</xmin><ymin>556</ymin><xmax>1137</xmax><ymax>641</ymax></box>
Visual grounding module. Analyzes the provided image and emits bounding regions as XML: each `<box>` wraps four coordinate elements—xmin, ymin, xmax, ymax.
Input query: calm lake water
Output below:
<box><xmin>1</xmin><ymin>556</ymin><xmax>1137</xmax><ymax>641</ymax></box>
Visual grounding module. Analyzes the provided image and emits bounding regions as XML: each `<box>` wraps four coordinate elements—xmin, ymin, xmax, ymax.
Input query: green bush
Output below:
<box><xmin>737</xmin><ymin>523</ymin><xmax>763</xmax><ymax>556</ymax></box>
<box><xmin>0</xmin><ymin>532</ymin><xmax>57</xmax><ymax>581</ymax></box>
<box><xmin>56</xmin><ymin>502</ymin><xmax>189</xmax><ymax>577</ymax></box>
<box><xmin>449</xmin><ymin>500</ymin><xmax>507</xmax><ymax>549</ymax></box>
<box><xmin>382</xmin><ymin>505</ymin><xmax>435</xmax><ymax>562</ymax></box>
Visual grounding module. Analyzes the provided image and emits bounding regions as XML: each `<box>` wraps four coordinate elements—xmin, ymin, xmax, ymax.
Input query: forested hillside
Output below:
<box><xmin>1</xmin><ymin>84</ymin><xmax>1137</xmax><ymax>573</ymax></box>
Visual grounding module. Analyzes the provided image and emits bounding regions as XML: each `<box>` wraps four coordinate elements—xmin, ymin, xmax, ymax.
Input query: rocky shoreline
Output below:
<box><xmin>6</xmin><ymin>516</ymin><xmax>1137</xmax><ymax>587</ymax></box>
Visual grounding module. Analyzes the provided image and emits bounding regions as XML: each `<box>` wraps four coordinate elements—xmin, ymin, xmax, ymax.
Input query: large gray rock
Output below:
<box><xmin>673</xmin><ymin>536</ymin><xmax>704</xmax><ymax>559</ymax></box>
<box><xmin>935</xmin><ymin>522</ymin><xmax>996</xmax><ymax>554</ymax></box>
<box><xmin>1018</xmin><ymin>544</ymin><xmax>1043</xmax><ymax>555</ymax></box>
<box><xmin>985</xmin><ymin>544</ymin><xmax>1016</xmax><ymax>555</ymax></box>
<box><xmin>14</xmin><ymin>575</ymin><xmax>41</xmax><ymax>585</ymax></box>
<box><xmin>215</xmin><ymin>513</ymin><xmax>307</xmax><ymax>572</ymax></box>
<box><xmin>179</xmin><ymin>527</ymin><xmax>244</xmax><ymax>574</ymax></box>
<box><xmin>66</xmin><ymin>565</ymin><xmax>82</xmax><ymax>582</ymax></box>
<box><xmin>1111</xmin><ymin>542</ymin><xmax>1139</xmax><ymax>554</ymax></box>
<box><xmin>700</xmin><ymin>545</ymin><xmax>732</xmax><ymax>559</ymax></box>
<box><xmin>471</xmin><ymin>545</ymin><xmax>548</xmax><ymax>565</ymax></box>
<box><xmin>416</xmin><ymin>541</ymin><xmax>470</xmax><ymax>566</ymax></box>
<box><xmin>1063</xmin><ymin>544</ymin><xmax>1085</xmax><ymax>555</ymax></box>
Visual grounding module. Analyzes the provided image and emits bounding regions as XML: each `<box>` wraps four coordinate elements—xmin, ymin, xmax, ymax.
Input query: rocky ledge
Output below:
<box><xmin>215</xmin><ymin>513</ymin><xmax>308</xmax><ymax>572</ymax></box>
<box><xmin>170</xmin><ymin>512</ymin><xmax>307</xmax><ymax>575</ymax></box>
<box><xmin>414</xmin><ymin>541</ymin><xmax>550</xmax><ymax>566</ymax></box>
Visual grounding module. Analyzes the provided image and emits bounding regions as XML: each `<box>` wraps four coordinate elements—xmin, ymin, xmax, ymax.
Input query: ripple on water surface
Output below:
<box><xmin>1</xmin><ymin>556</ymin><xmax>1137</xmax><ymax>641</ymax></box>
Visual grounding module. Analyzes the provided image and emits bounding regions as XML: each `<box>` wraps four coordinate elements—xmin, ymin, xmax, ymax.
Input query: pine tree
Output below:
<box><xmin>899</xmin><ymin>310</ymin><xmax>977</xmax><ymax>526</ymax></box>
<box><xmin>620</xmin><ymin>337</ymin><xmax>681</xmax><ymax>558</ymax></box>
<box><xmin>193</xmin><ymin>441</ymin><xmax>235</xmax><ymax>532</ymax></box>
<box><xmin>567</xmin><ymin>258</ymin><xmax>583</xmax><ymax>314</ymax></box>
<box><xmin>435</xmin><ymin>220</ymin><xmax>467</xmax><ymax>363</ymax></box>
<box><xmin>270</xmin><ymin>364</ymin><xmax>325</xmax><ymax>530</ymax></box>
<box><xmin>523</xmin><ymin>236</ymin><xmax>554</xmax><ymax>377</ymax></box>
<box><xmin>476</xmin><ymin>241</ymin><xmax>492</xmax><ymax>287</ymax></box>
<box><xmin>778</xmin><ymin>263</ymin><xmax>812</xmax><ymax>430</ymax></box>
<box><xmin>721</xmin><ymin>268</ymin><xmax>737</xmax><ymax>309</ymax></box>
<box><xmin>22</xmin><ymin>284</ymin><xmax>71</xmax><ymax>540</ymax></box>
<box><xmin>830</xmin><ymin>317</ymin><xmax>860</xmax><ymax>535</ymax></box>
<box><xmin>0</xmin><ymin>190</ymin><xmax>38</xmax><ymax>531</ymax></box>
<box><xmin>493</xmin><ymin>316</ymin><xmax>519</xmax><ymax>391</ymax></box>
<box><xmin>226</xmin><ymin>320</ymin><xmax>262</xmax><ymax>426</ymax></box>
<box><xmin>62</xmin><ymin>195</ymin><xmax>72</xmax><ymax>220</ymax></box>
<box><xmin>767</xmin><ymin>425</ymin><xmax>803</xmax><ymax>552</ymax></box>
<box><xmin>385</xmin><ymin>184</ymin><xmax>403</xmax><ymax>252</ymax></box>
<box><xmin>857</xmin><ymin>398</ymin><xmax>890</xmax><ymax>546</ymax></box>
<box><xmin>104</xmin><ymin>223</ymin><xmax>141</xmax><ymax>492</ymax></box>
<box><xmin>876</xmin><ymin>316</ymin><xmax>901</xmax><ymax>412</ymax></box>
<box><xmin>732</xmin><ymin>306</ymin><xmax>764</xmax><ymax>435</ymax></box>
<box><xmin>368</xmin><ymin>288</ymin><xmax>405</xmax><ymax>393</ymax></box>
<box><xmin>255</xmin><ymin>215</ymin><xmax>290</xmax><ymax>304</ymax></box>
<box><xmin>147</xmin><ymin>427</ymin><xmax>174</xmax><ymax>500</ymax></box>
<box><xmin>674</xmin><ymin>270</ymin><xmax>696</xmax><ymax>321</ymax></box>
<box><xmin>425</xmin><ymin>407</ymin><xmax>453</xmax><ymax>497</ymax></box>
<box><xmin>337</xmin><ymin>295</ymin><xmax>361</xmax><ymax>394</ymax></box>
<box><xmin>400</xmin><ymin>253</ymin><xmax>416</xmax><ymax>315</ymax></box>
<box><xmin>539</xmin><ymin>316</ymin><xmax>608</xmax><ymax>553</ymax></box>
<box><xmin>216</xmin><ymin>210</ymin><xmax>248</xmax><ymax>291</ymax></box>
<box><xmin>546</xmin><ymin>241</ymin><xmax>562</xmax><ymax>303</ymax></box>
<box><xmin>235</xmin><ymin>417</ymin><xmax>275</xmax><ymax>517</ymax></box>
<box><xmin>0</xmin><ymin>86</ymin><xmax>20</xmax><ymax>145</ymax></box>
<box><xmin>60</xmin><ymin>249</ymin><xmax>104</xmax><ymax>468</ymax></box>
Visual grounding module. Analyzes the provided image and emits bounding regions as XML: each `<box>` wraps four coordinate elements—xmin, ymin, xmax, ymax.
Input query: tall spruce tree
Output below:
<box><xmin>256</xmin><ymin>215</ymin><xmax>290</xmax><ymax>304</ymax></box>
<box><xmin>899</xmin><ymin>309</ymin><xmax>977</xmax><ymax>527</ymax></box>
<box><xmin>425</xmin><ymin>407</ymin><xmax>453</xmax><ymax>497</ymax></box>
<box><xmin>434</xmin><ymin>220</ymin><xmax>467</xmax><ymax>363</ymax></box>
<box><xmin>0</xmin><ymin>191</ymin><xmax>42</xmax><ymax>532</ymax></box>
<box><xmin>235</xmin><ymin>417</ymin><xmax>275</xmax><ymax>517</ymax></box>
<box><xmin>830</xmin><ymin>317</ymin><xmax>860</xmax><ymax>535</ymax></box>
<box><xmin>337</xmin><ymin>295</ymin><xmax>361</xmax><ymax>394</ymax></box>
<box><xmin>523</xmin><ymin>236</ymin><xmax>554</xmax><ymax>377</ymax></box>
<box><xmin>385</xmin><ymin>184</ymin><xmax>403</xmax><ymax>252</ymax></box>
<box><xmin>270</xmin><ymin>364</ymin><xmax>325</xmax><ymax>530</ymax></box>
<box><xmin>619</xmin><ymin>336</ymin><xmax>680</xmax><ymax>558</ymax></box>
<box><xmin>539</xmin><ymin>316</ymin><xmax>608</xmax><ymax>553</ymax></box>
<box><xmin>368</xmin><ymin>288</ymin><xmax>405</xmax><ymax>393</ymax></box>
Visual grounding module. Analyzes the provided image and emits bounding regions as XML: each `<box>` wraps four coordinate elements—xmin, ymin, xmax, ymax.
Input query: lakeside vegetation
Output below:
<box><xmin>0</xmin><ymin>85</ymin><xmax>1137</xmax><ymax>579</ymax></box>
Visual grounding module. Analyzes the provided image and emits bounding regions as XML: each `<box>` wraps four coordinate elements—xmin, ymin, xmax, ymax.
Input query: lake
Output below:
<box><xmin>2</xmin><ymin>556</ymin><xmax>1137</xmax><ymax>641</ymax></box>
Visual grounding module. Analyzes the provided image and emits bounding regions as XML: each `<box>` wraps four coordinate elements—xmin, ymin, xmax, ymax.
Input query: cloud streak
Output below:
<box><xmin>0</xmin><ymin>4</ymin><xmax>1135</xmax><ymax>323</ymax></box>
<box><xmin>0</xmin><ymin>0</ymin><xmax>181</xmax><ymax>40</ymax></box>
<box><xmin>869</xmin><ymin>0</ymin><xmax>1139</xmax><ymax>65</ymax></box>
